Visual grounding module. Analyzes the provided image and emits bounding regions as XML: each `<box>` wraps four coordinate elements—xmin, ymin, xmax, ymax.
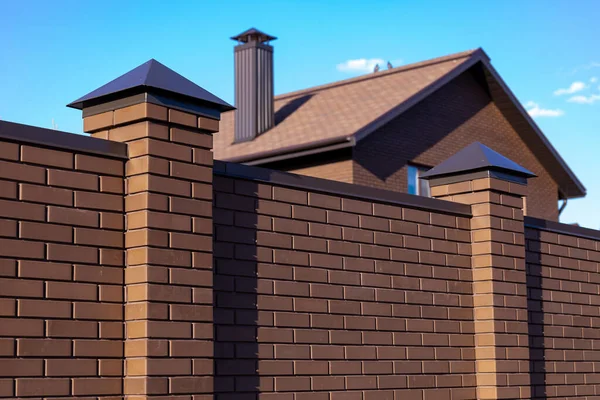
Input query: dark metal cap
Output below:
<box><xmin>231</xmin><ymin>28</ymin><xmax>277</xmax><ymax>43</ymax></box>
<box><xmin>67</xmin><ymin>59</ymin><xmax>234</xmax><ymax>112</ymax></box>
<box><xmin>421</xmin><ymin>142</ymin><xmax>536</xmax><ymax>180</ymax></box>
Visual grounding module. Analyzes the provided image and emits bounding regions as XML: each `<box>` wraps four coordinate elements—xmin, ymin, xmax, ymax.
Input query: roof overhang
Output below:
<box><xmin>222</xmin><ymin>135</ymin><xmax>355</xmax><ymax>166</ymax></box>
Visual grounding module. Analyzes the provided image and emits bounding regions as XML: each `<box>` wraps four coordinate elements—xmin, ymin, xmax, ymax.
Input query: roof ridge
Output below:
<box><xmin>274</xmin><ymin>48</ymin><xmax>482</xmax><ymax>101</ymax></box>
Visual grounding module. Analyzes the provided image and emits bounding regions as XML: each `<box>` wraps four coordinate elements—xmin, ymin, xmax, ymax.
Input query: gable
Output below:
<box><xmin>213</xmin><ymin>51</ymin><xmax>476</xmax><ymax>163</ymax></box>
<box><xmin>352</xmin><ymin>68</ymin><xmax>562</xmax><ymax>220</ymax></box>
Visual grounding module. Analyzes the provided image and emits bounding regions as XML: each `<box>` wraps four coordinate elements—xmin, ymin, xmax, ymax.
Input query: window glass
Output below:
<box><xmin>407</xmin><ymin>164</ymin><xmax>431</xmax><ymax>197</ymax></box>
<box><xmin>408</xmin><ymin>165</ymin><xmax>418</xmax><ymax>195</ymax></box>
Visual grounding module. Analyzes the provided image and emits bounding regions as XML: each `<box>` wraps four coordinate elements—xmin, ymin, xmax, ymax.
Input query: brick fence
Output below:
<box><xmin>0</xmin><ymin>63</ymin><xmax>599</xmax><ymax>399</ymax></box>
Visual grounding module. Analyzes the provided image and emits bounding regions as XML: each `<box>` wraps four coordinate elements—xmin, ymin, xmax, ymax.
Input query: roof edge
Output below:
<box><xmin>478</xmin><ymin>58</ymin><xmax>586</xmax><ymax>199</ymax></box>
<box><xmin>218</xmin><ymin>135</ymin><xmax>354</xmax><ymax>164</ymax></box>
<box><xmin>272</xmin><ymin>49</ymin><xmax>482</xmax><ymax>103</ymax></box>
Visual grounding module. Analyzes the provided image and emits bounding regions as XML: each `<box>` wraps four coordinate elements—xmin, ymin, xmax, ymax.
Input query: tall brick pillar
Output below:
<box><xmin>422</xmin><ymin>142</ymin><xmax>536</xmax><ymax>400</ymax></box>
<box><xmin>68</xmin><ymin>59</ymin><xmax>233</xmax><ymax>399</ymax></box>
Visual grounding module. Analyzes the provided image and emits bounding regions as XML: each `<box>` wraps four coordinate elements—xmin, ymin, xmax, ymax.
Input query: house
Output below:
<box><xmin>214</xmin><ymin>28</ymin><xmax>585</xmax><ymax>221</ymax></box>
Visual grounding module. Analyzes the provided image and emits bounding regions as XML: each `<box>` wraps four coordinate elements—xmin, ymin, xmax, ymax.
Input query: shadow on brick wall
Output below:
<box><xmin>213</xmin><ymin>177</ymin><xmax>261</xmax><ymax>399</ymax></box>
<box><xmin>354</xmin><ymin>68</ymin><xmax>488</xmax><ymax>182</ymax></box>
<box><xmin>526</xmin><ymin>228</ymin><xmax>548</xmax><ymax>399</ymax></box>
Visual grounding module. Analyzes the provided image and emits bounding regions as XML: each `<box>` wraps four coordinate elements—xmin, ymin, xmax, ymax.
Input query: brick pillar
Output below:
<box><xmin>70</xmin><ymin>60</ymin><xmax>233</xmax><ymax>399</ymax></box>
<box><xmin>422</xmin><ymin>143</ymin><xmax>536</xmax><ymax>400</ymax></box>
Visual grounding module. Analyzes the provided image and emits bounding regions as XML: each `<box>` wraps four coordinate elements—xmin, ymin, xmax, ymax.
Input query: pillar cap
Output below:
<box><xmin>67</xmin><ymin>59</ymin><xmax>234</xmax><ymax>115</ymax></box>
<box><xmin>421</xmin><ymin>142</ymin><xmax>536</xmax><ymax>183</ymax></box>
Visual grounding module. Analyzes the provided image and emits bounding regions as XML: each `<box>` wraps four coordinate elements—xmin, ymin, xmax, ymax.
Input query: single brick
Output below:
<box><xmin>48</xmin><ymin>169</ymin><xmax>98</xmax><ymax>190</ymax></box>
<box><xmin>169</xmin><ymin>109</ymin><xmax>197</xmax><ymax>127</ymax></box>
<box><xmin>48</xmin><ymin>206</ymin><xmax>99</xmax><ymax>227</ymax></box>
<box><xmin>0</xmin><ymin>199</ymin><xmax>45</xmax><ymax>221</ymax></box>
<box><xmin>0</xmin><ymin>160</ymin><xmax>45</xmax><ymax>184</ymax></box>
<box><xmin>47</xmin><ymin>243</ymin><xmax>98</xmax><ymax>264</ymax></box>
<box><xmin>75</xmin><ymin>190</ymin><xmax>123</xmax><ymax>211</ymax></box>
<box><xmin>171</xmin><ymin>127</ymin><xmax>212</xmax><ymax>148</ymax></box>
<box><xmin>75</xmin><ymin>154</ymin><xmax>123</xmax><ymax>176</ymax></box>
<box><xmin>83</xmin><ymin>111</ymin><xmax>113</xmax><ymax>132</ymax></box>
<box><xmin>17</xmin><ymin>299</ymin><xmax>71</xmax><ymax>318</ymax></box>
<box><xmin>17</xmin><ymin>338</ymin><xmax>72</xmax><ymax>357</ymax></box>
<box><xmin>0</xmin><ymin>141</ymin><xmax>19</xmax><ymax>160</ymax></box>
<box><xmin>19</xmin><ymin>183</ymin><xmax>73</xmax><ymax>206</ymax></box>
<box><xmin>46</xmin><ymin>359</ymin><xmax>97</xmax><ymax>377</ymax></box>
<box><xmin>19</xmin><ymin>221</ymin><xmax>73</xmax><ymax>242</ymax></box>
<box><xmin>114</xmin><ymin>102</ymin><xmax>167</xmax><ymax>124</ymax></box>
<box><xmin>21</xmin><ymin>146</ymin><xmax>73</xmax><ymax>168</ymax></box>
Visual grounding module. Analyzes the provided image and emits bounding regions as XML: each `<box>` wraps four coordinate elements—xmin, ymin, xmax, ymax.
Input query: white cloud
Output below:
<box><xmin>590</xmin><ymin>77</ymin><xmax>598</xmax><ymax>83</ymax></box>
<box><xmin>336</xmin><ymin>58</ymin><xmax>385</xmax><ymax>73</ymax></box>
<box><xmin>525</xmin><ymin>101</ymin><xmax>565</xmax><ymax>118</ymax></box>
<box><xmin>567</xmin><ymin>94</ymin><xmax>600</xmax><ymax>104</ymax></box>
<box><xmin>554</xmin><ymin>81</ymin><xmax>587</xmax><ymax>96</ymax></box>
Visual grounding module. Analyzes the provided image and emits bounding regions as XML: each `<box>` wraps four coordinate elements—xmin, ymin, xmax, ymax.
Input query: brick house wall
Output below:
<box><xmin>278</xmin><ymin>70</ymin><xmax>560</xmax><ymax>221</ymax></box>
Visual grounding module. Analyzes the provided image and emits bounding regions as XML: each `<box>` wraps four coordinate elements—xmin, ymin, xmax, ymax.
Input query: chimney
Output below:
<box><xmin>231</xmin><ymin>28</ymin><xmax>277</xmax><ymax>143</ymax></box>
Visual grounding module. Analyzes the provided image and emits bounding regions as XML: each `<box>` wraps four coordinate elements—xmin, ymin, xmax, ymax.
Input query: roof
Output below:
<box><xmin>68</xmin><ymin>59</ymin><xmax>233</xmax><ymax>112</ymax></box>
<box><xmin>421</xmin><ymin>142</ymin><xmax>536</xmax><ymax>179</ymax></box>
<box><xmin>213</xmin><ymin>48</ymin><xmax>586</xmax><ymax>199</ymax></box>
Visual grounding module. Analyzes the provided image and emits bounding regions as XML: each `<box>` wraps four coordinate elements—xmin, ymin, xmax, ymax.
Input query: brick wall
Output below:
<box><xmin>212</xmin><ymin>164</ymin><xmax>476</xmax><ymax>400</ymax></box>
<box><xmin>1</xmin><ymin>115</ymin><xmax>600</xmax><ymax>399</ymax></box>
<box><xmin>525</xmin><ymin>219</ymin><xmax>600</xmax><ymax>399</ymax></box>
<box><xmin>0</xmin><ymin>135</ymin><xmax>125</xmax><ymax>398</ymax></box>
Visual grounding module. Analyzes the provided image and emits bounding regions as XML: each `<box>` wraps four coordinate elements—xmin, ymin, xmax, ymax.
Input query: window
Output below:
<box><xmin>408</xmin><ymin>165</ymin><xmax>431</xmax><ymax>197</ymax></box>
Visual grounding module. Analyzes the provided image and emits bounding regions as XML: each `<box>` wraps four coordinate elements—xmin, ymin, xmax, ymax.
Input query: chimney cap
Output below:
<box><xmin>231</xmin><ymin>28</ymin><xmax>277</xmax><ymax>43</ymax></box>
<box><xmin>421</xmin><ymin>142</ymin><xmax>536</xmax><ymax>180</ymax></box>
<box><xmin>67</xmin><ymin>59</ymin><xmax>234</xmax><ymax>112</ymax></box>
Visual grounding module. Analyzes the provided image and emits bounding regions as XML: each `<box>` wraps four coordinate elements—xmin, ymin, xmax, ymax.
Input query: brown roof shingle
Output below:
<box><xmin>214</xmin><ymin>49</ymin><xmax>478</xmax><ymax>162</ymax></box>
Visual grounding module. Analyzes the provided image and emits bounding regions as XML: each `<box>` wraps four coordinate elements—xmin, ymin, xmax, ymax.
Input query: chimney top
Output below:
<box><xmin>231</xmin><ymin>28</ymin><xmax>277</xmax><ymax>44</ymax></box>
<box><xmin>67</xmin><ymin>59</ymin><xmax>234</xmax><ymax>114</ymax></box>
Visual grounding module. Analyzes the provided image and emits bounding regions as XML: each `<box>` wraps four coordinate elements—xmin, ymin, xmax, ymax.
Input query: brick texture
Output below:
<box><xmin>213</xmin><ymin>176</ymin><xmax>476</xmax><ymax>400</ymax></box>
<box><xmin>525</xmin><ymin>227</ymin><xmax>600</xmax><ymax>399</ymax></box>
<box><xmin>432</xmin><ymin>178</ymin><xmax>531</xmax><ymax>399</ymax></box>
<box><xmin>84</xmin><ymin>104</ymin><xmax>218</xmax><ymax>399</ymax></box>
<box><xmin>0</xmin><ymin>140</ymin><xmax>125</xmax><ymax>398</ymax></box>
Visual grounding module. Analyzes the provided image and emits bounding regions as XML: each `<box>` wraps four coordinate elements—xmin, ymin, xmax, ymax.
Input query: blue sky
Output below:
<box><xmin>1</xmin><ymin>0</ymin><xmax>599</xmax><ymax>228</ymax></box>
